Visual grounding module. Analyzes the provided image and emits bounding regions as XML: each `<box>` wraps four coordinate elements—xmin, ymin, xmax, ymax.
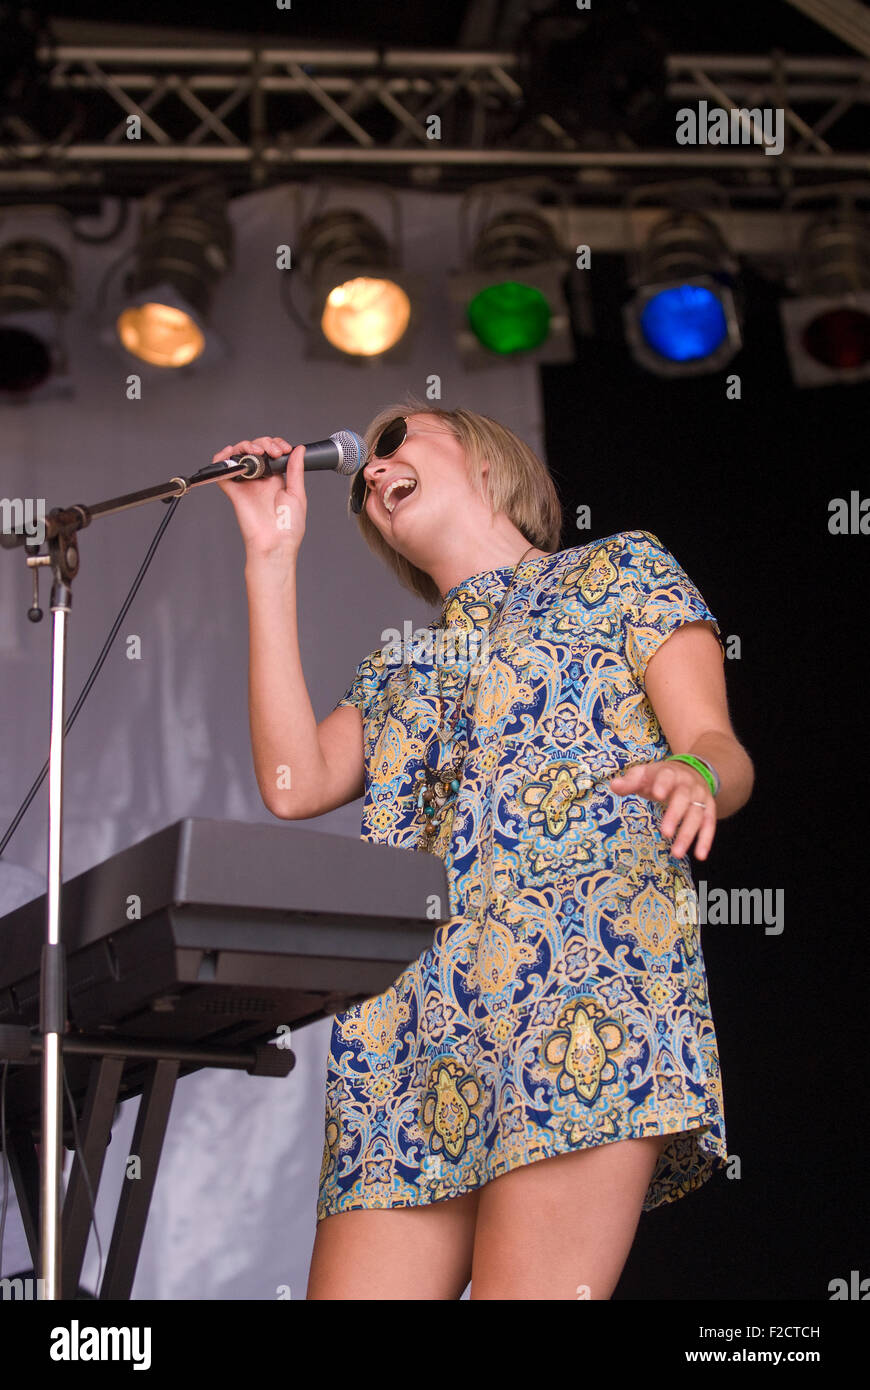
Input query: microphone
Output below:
<box><xmin>0</xmin><ymin>431</ymin><xmax>369</xmax><ymax>550</ymax></box>
<box><xmin>227</xmin><ymin>430</ymin><xmax>367</xmax><ymax>482</ymax></box>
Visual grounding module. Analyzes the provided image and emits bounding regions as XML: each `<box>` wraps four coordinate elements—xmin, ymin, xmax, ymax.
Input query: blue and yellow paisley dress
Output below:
<box><xmin>317</xmin><ymin>529</ymin><xmax>728</xmax><ymax>1219</ymax></box>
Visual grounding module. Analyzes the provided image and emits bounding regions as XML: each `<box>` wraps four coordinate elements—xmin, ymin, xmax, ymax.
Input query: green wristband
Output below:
<box><xmin>664</xmin><ymin>754</ymin><xmax>719</xmax><ymax>798</ymax></box>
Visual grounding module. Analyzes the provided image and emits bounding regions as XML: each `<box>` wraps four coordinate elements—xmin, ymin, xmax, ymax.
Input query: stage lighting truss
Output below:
<box><xmin>0</xmin><ymin>212</ymin><xmax>74</xmax><ymax>402</ymax></box>
<box><xmin>779</xmin><ymin>189</ymin><xmax>870</xmax><ymax>387</ymax></box>
<box><xmin>448</xmin><ymin>196</ymin><xmax>575</xmax><ymax>369</ymax></box>
<box><xmin>623</xmin><ymin>203</ymin><xmax>742</xmax><ymax>377</ymax></box>
<box><xmin>105</xmin><ymin>183</ymin><xmax>233</xmax><ymax>370</ymax></box>
<box><xmin>295</xmin><ymin>200</ymin><xmax>418</xmax><ymax>362</ymax></box>
<box><xmin>9</xmin><ymin>44</ymin><xmax>870</xmax><ymax>197</ymax></box>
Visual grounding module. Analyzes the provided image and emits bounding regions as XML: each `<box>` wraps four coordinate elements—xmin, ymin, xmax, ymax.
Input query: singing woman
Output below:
<box><xmin>216</xmin><ymin>400</ymin><xmax>754</xmax><ymax>1301</ymax></box>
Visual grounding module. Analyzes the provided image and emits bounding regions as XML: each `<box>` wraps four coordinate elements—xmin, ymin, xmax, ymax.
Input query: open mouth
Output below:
<box><xmin>382</xmin><ymin>477</ymin><xmax>418</xmax><ymax>515</ymax></box>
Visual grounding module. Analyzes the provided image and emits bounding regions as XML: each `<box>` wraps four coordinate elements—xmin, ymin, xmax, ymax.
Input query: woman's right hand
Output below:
<box><xmin>214</xmin><ymin>435</ymin><xmax>307</xmax><ymax>566</ymax></box>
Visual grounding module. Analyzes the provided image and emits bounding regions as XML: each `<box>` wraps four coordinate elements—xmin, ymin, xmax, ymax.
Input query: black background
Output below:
<box><xmin>542</xmin><ymin>255</ymin><xmax>867</xmax><ymax>1299</ymax></box>
<box><xmin>27</xmin><ymin>0</ymin><xmax>854</xmax><ymax>54</ymax></box>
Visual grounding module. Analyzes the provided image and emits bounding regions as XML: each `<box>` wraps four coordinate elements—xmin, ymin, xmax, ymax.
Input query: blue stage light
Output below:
<box><xmin>639</xmin><ymin>284</ymin><xmax>729</xmax><ymax>362</ymax></box>
<box><xmin>624</xmin><ymin>211</ymin><xmax>742</xmax><ymax>376</ymax></box>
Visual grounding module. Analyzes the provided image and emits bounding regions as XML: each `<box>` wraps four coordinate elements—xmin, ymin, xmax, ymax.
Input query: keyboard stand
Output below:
<box><xmin>1</xmin><ymin>1030</ymin><xmax>294</xmax><ymax>1300</ymax></box>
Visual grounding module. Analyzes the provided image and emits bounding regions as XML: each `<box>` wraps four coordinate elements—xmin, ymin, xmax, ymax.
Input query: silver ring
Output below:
<box><xmin>691</xmin><ymin>800</ymin><xmax>707</xmax><ymax>808</ymax></box>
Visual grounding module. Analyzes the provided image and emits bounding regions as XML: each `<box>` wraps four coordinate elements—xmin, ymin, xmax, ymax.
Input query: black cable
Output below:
<box><xmin>62</xmin><ymin>1063</ymin><xmax>103</xmax><ymax>1297</ymax></box>
<box><xmin>72</xmin><ymin>200</ymin><xmax>130</xmax><ymax>247</ymax></box>
<box><xmin>278</xmin><ymin>259</ymin><xmax>311</xmax><ymax>335</ymax></box>
<box><xmin>0</xmin><ymin>1060</ymin><xmax>9</xmax><ymax>1278</ymax></box>
<box><xmin>0</xmin><ymin>1060</ymin><xmax>107</xmax><ymax>1295</ymax></box>
<box><xmin>89</xmin><ymin>241</ymin><xmax>137</xmax><ymax>333</ymax></box>
<box><xmin>0</xmin><ymin>494</ymin><xmax>182</xmax><ymax>857</ymax></box>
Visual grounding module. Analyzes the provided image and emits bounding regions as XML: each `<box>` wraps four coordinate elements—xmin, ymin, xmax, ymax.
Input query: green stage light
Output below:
<box><xmin>467</xmin><ymin>281</ymin><xmax>551</xmax><ymax>354</ymax></box>
<box><xmin>449</xmin><ymin>207</ymin><xmax>575</xmax><ymax>369</ymax></box>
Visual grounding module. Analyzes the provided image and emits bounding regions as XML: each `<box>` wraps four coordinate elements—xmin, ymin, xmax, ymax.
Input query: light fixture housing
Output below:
<box><xmin>624</xmin><ymin>210</ymin><xmax>742</xmax><ymax>376</ymax></box>
<box><xmin>780</xmin><ymin>211</ymin><xmax>870</xmax><ymax>387</ymax></box>
<box><xmin>299</xmin><ymin>210</ymin><xmax>416</xmax><ymax>362</ymax></box>
<box><xmin>0</xmin><ymin>228</ymin><xmax>74</xmax><ymax>401</ymax></box>
<box><xmin>449</xmin><ymin>209</ymin><xmax>572</xmax><ymax>369</ymax></box>
<box><xmin>111</xmin><ymin>190</ymin><xmax>232</xmax><ymax>369</ymax></box>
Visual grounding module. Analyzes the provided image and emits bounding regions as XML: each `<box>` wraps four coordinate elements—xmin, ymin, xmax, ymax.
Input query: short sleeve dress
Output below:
<box><xmin>317</xmin><ymin>529</ymin><xmax>729</xmax><ymax>1219</ymax></box>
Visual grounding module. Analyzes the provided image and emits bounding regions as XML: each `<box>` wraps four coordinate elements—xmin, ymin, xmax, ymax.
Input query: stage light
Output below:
<box><xmin>624</xmin><ymin>211</ymin><xmax>741</xmax><ymax>376</ymax></box>
<box><xmin>780</xmin><ymin>210</ymin><xmax>870</xmax><ymax>387</ymax></box>
<box><xmin>639</xmin><ymin>285</ymin><xmax>728</xmax><ymax>362</ymax></box>
<box><xmin>0</xmin><ymin>229</ymin><xmax>73</xmax><ymax>400</ymax></box>
<box><xmin>467</xmin><ymin>282</ymin><xmax>551</xmax><ymax>354</ymax></box>
<box><xmin>115</xmin><ymin>188</ymin><xmax>232</xmax><ymax>368</ymax></box>
<box><xmin>802</xmin><ymin>308</ymin><xmax>870</xmax><ymax>369</ymax></box>
<box><xmin>449</xmin><ymin>209</ymin><xmax>573</xmax><ymax>368</ymax></box>
<box><xmin>321</xmin><ymin>275</ymin><xmax>410</xmax><ymax>356</ymax></box>
<box><xmin>117</xmin><ymin>300</ymin><xmax>205</xmax><ymax>368</ymax></box>
<box><xmin>299</xmin><ymin>211</ymin><xmax>413</xmax><ymax>359</ymax></box>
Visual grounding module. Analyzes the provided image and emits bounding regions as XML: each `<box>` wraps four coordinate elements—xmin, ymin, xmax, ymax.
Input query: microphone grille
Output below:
<box><xmin>331</xmin><ymin>430</ymin><xmax>368</xmax><ymax>476</ymax></box>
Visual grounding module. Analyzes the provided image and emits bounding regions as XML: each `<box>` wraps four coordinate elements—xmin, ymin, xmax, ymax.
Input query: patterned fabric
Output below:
<box><xmin>317</xmin><ymin>529</ymin><xmax>729</xmax><ymax>1220</ymax></box>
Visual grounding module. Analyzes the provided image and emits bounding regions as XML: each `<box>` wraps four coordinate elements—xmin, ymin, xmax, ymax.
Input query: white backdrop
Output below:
<box><xmin>0</xmin><ymin>183</ymin><xmax>545</xmax><ymax>1299</ymax></box>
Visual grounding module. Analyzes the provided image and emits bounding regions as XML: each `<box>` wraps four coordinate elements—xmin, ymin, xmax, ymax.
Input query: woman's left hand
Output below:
<box><xmin>608</xmin><ymin>760</ymin><xmax>716</xmax><ymax>860</ymax></box>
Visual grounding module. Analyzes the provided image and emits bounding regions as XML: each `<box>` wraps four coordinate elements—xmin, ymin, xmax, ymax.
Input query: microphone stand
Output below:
<box><xmin>2</xmin><ymin>450</ymin><xmax>280</xmax><ymax>1300</ymax></box>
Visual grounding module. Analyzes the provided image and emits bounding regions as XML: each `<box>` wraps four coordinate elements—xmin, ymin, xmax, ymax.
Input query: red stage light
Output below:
<box><xmin>801</xmin><ymin>306</ymin><xmax>870</xmax><ymax>371</ymax></box>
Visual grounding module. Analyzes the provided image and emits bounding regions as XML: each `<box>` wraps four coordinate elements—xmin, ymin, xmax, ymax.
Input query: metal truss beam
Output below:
<box><xmin>784</xmin><ymin>0</ymin><xmax>870</xmax><ymax>61</ymax></box>
<box><xmin>1</xmin><ymin>45</ymin><xmax>869</xmax><ymax>197</ymax></box>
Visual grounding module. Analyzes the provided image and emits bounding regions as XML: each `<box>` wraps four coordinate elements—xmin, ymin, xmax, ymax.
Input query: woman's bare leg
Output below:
<box><xmin>469</xmin><ymin>1134</ymin><xmax>670</xmax><ymax>1300</ymax></box>
<box><xmin>306</xmin><ymin>1187</ymin><xmax>481</xmax><ymax>1300</ymax></box>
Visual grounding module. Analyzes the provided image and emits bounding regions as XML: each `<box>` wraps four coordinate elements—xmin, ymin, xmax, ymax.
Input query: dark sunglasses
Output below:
<box><xmin>350</xmin><ymin>416</ymin><xmax>408</xmax><ymax>514</ymax></box>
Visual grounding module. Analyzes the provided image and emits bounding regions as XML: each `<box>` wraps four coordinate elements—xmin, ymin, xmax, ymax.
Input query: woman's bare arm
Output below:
<box><xmin>245</xmin><ymin>557</ymin><xmax>364</xmax><ymax>819</ymax></box>
<box><xmin>214</xmin><ymin>433</ymin><xmax>365</xmax><ymax>820</ymax></box>
<box><xmin>643</xmin><ymin>619</ymin><xmax>755</xmax><ymax>819</ymax></box>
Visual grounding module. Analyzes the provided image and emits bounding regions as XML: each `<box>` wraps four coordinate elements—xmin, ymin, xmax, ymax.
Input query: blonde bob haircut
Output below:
<box><xmin>349</xmin><ymin>394</ymin><xmax>564</xmax><ymax>606</ymax></box>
